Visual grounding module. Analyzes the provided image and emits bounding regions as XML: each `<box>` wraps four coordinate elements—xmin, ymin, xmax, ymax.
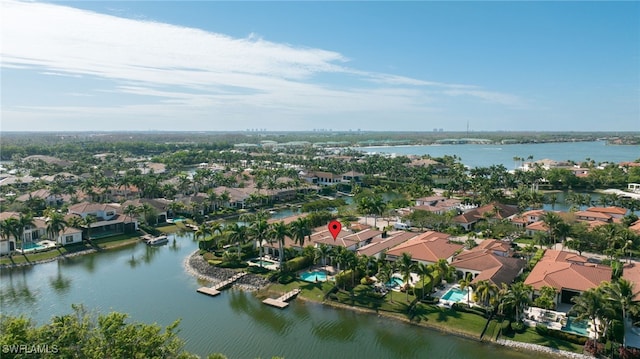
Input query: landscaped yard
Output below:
<box><xmin>501</xmin><ymin>327</ymin><xmax>584</xmax><ymax>354</ymax></box>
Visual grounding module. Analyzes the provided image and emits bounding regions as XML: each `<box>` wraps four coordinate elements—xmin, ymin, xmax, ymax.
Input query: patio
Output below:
<box><xmin>523</xmin><ymin>306</ymin><xmax>596</xmax><ymax>338</ymax></box>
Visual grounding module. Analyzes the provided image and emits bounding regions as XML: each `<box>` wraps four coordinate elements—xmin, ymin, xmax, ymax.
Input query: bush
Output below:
<box><xmin>535</xmin><ymin>324</ymin><xmax>588</xmax><ymax>345</ymax></box>
<box><xmin>501</xmin><ymin>320</ymin><xmax>514</xmax><ymax>335</ymax></box>
<box><xmin>218</xmin><ymin>261</ymin><xmax>248</xmax><ymax>269</ymax></box>
<box><xmin>286</xmin><ymin>256</ymin><xmax>311</xmax><ymax>273</ymax></box>
<box><xmin>278</xmin><ymin>273</ymin><xmax>295</xmax><ymax>284</ymax></box>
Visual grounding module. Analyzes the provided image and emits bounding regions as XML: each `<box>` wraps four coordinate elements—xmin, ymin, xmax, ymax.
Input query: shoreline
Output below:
<box><xmin>183</xmin><ymin>250</ymin><xmax>269</xmax><ymax>291</ymax></box>
<box><xmin>0</xmin><ymin>239</ymin><xmax>139</xmax><ymax>270</ymax></box>
<box><xmin>183</xmin><ymin>253</ymin><xmax>592</xmax><ymax>359</ymax></box>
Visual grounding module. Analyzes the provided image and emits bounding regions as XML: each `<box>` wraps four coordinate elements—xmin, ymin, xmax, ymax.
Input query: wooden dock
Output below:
<box><xmin>262</xmin><ymin>288</ymin><xmax>301</xmax><ymax>309</ymax></box>
<box><xmin>196</xmin><ymin>272</ymin><xmax>247</xmax><ymax>297</ymax></box>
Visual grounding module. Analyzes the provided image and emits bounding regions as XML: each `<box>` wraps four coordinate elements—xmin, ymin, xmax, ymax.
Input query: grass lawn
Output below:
<box><xmin>0</xmin><ymin>233</ymin><xmax>143</xmax><ymax>266</ymax></box>
<box><xmin>156</xmin><ymin>224</ymin><xmax>181</xmax><ymax>234</ymax></box>
<box><xmin>514</xmin><ymin>238</ymin><xmax>534</xmax><ymax>245</ymax></box>
<box><xmin>502</xmin><ymin>327</ymin><xmax>584</xmax><ymax>354</ymax></box>
<box><xmin>267</xmin><ymin>280</ymin><xmax>334</xmax><ymax>302</ymax></box>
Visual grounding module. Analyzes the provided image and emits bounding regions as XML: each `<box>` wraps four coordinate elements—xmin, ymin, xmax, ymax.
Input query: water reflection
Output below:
<box><xmin>49</xmin><ymin>264</ymin><xmax>71</xmax><ymax>294</ymax></box>
<box><xmin>127</xmin><ymin>254</ymin><xmax>139</xmax><ymax>268</ymax></box>
<box><xmin>0</xmin><ymin>268</ymin><xmax>36</xmax><ymax>306</ymax></box>
<box><xmin>373</xmin><ymin>325</ymin><xmax>428</xmax><ymax>358</ymax></box>
<box><xmin>228</xmin><ymin>290</ymin><xmax>293</xmax><ymax>335</ymax></box>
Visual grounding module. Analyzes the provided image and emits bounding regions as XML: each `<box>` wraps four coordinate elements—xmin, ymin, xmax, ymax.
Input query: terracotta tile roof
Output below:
<box><xmin>524</xmin><ymin>250</ymin><xmax>611</xmax><ymax>292</ymax></box>
<box><xmin>386</xmin><ymin>231</ymin><xmax>462</xmax><ymax>263</ymax></box>
<box><xmin>622</xmin><ymin>262</ymin><xmax>640</xmax><ymax>300</ymax></box>
<box><xmin>68</xmin><ymin>202</ymin><xmax>120</xmax><ymax>214</ymax></box>
<box><xmin>454</xmin><ymin>202</ymin><xmax>519</xmax><ymax>224</ymax></box>
<box><xmin>357</xmin><ymin>231</ymin><xmax>418</xmax><ymax>257</ymax></box>
<box><xmin>586</xmin><ymin>206</ymin><xmax>628</xmax><ymax>216</ymax></box>
<box><xmin>452</xmin><ymin>251</ymin><xmax>526</xmax><ymax>287</ymax></box>
<box><xmin>0</xmin><ymin>211</ymin><xmax>21</xmax><ymax>221</ymax></box>
<box><xmin>476</xmin><ymin>239</ymin><xmax>512</xmax><ymax>253</ymax></box>
<box><xmin>526</xmin><ymin>221</ymin><xmax>548</xmax><ymax>232</ymax></box>
<box><xmin>575</xmin><ymin>210</ymin><xmax>613</xmax><ymax>220</ymax></box>
<box><xmin>630</xmin><ymin>220</ymin><xmax>640</xmax><ymax>235</ymax></box>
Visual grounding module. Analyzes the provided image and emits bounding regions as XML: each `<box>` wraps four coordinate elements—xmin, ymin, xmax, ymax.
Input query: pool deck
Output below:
<box><xmin>263</xmin><ymin>288</ymin><xmax>301</xmax><ymax>309</ymax></box>
<box><xmin>197</xmin><ymin>272</ymin><xmax>247</xmax><ymax>297</ymax></box>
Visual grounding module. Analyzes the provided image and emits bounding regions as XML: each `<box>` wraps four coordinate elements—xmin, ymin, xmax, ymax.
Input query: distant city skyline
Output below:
<box><xmin>1</xmin><ymin>1</ymin><xmax>638</xmax><ymax>132</ymax></box>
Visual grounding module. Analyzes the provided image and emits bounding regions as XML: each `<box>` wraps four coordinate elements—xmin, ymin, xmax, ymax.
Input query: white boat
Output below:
<box><xmin>146</xmin><ymin>235</ymin><xmax>169</xmax><ymax>246</ymax></box>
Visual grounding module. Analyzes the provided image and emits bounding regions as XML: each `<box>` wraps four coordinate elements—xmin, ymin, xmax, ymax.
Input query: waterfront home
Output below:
<box><xmin>524</xmin><ymin>250</ymin><xmax>612</xmax><ymax>307</ymax></box>
<box><xmin>452</xmin><ymin>240</ymin><xmax>526</xmax><ymax>287</ymax></box>
<box><xmin>120</xmin><ymin>198</ymin><xmax>170</xmax><ymax>224</ymax></box>
<box><xmin>574</xmin><ymin>210</ymin><xmax>614</xmax><ymax>223</ymax></box>
<box><xmin>312</xmin><ymin>227</ymin><xmax>383</xmax><ymax>251</ymax></box>
<box><xmin>453</xmin><ymin>202</ymin><xmax>519</xmax><ymax>231</ymax></box>
<box><xmin>385</xmin><ymin>231</ymin><xmax>462</xmax><ymax>265</ymax></box>
<box><xmin>68</xmin><ymin>202</ymin><xmax>138</xmax><ymax>239</ymax></box>
<box><xmin>585</xmin><ymin>206</ymin><xmax>628</xmax><ymax>219</ymax></box>
<box><xmin>299</xmin><ymin>170</ymin><xmax>342</xmax><ymax>186</ymax></box>
<box><xmin>356</xmin><ymin>231</ymin><xmax>418</xmax><ymax>259</ymax></box>
<box><xmin>56</xmin><ymin>226</ymin><xmax>83</xmax><ymax>245</ymax></box>
<box><xmin>412</xmin><ymin>196</ymin><xmax>461</xmax><ymax>215</ymax></box>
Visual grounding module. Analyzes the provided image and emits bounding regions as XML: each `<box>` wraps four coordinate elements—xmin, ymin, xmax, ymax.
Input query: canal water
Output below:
<box><xmin>1</xmin><ymin>233</ymin><xmax>552</xmax><ymax>359</ymax></box>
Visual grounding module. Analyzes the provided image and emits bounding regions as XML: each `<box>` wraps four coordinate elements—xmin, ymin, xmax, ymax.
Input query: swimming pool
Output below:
<box><xmin>300</xmin><ymin>271</ymin><xmax>327</xmax><ymax>282</ymax></box>
<box><xmin>21</xmin><ymin>242</ymin><xmax>46</xmax><ymax>252</ymax></box>
<box><xmin>248</xmin><ymin>258</ymin><xmax>278</xmax><ymax>267</ymax></box>
<box><xmin>386</xmin><ymin>277</ymin><xmax>404</xmax><ymax>288</ymax></box>
<box><xmin>441</xmin><ymin>287</ymin><xmax>469</xmax><ymax>302</ymax></box>
<box><xmin>562</xmin><ymin>317</ymin><xmax>589</xmax><ymax>336</ymax></box>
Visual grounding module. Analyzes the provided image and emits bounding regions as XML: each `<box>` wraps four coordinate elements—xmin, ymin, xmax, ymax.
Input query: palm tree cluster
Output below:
<box><xmin>569</xmin><ymin>278</ymin><xmax>640</xmax><ymax>352</ymax></box>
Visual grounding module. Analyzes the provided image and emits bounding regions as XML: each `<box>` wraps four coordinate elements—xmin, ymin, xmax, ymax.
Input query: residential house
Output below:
<box><xmin>68</xmin><ymin>202</ymin><xmax>137</xmax><ymax>239</ymax></box>
<box><xmin>356</xmin><ymin>231</ymin><xmax>418</xmax><ymax>259</ymax></box>
<box><xmin>452</xmin><ymin>246</ymin><xmax>526</xmax><ymax>287</ymax></box>
<box><xmin>312</xmin><ymin>227</ymin><xmax>383</xmax><ymax>251</ymax></box>
<box><xmin>510</xmin><ymin>209</ymin><xmax>546</xmax><ymax>229</ymax></box>
<box><xmin>453</xmin><ymin>202</ymin><xmax>519</xmax><ymax>231</ymax></box>
<box><xmin>385</xmin><ymin>231</ymin><xmax>463</xmax><ymax>265</ymax></box>
<box><xmin>16</xmin><ymin>189</ymin><xmax>64</xmax><ymax>207</ymax></box>
<box><xmin>300</xmin><ymin>171</ymin><xmax>342</xmax><ymax>186</ymax></box>
<box><xmin>120</xmin><ymin>198</ymin><xmax>170</xmax><ymax>224</ymax></box>
<box><xmin>585</xmin><ymin>206</ymin><xmax>627</xmax><ymax>219</ymax></box>
<box><xmin>341</xmin><ymin>171</ymin><xmax>364</xmax><ymax>185</ymax></box>
<box><xmin>56</xmin><ymin>226</ymin><xmax>83</xmax><ymax>245</ymax></box>
<box><xmin>574</xmin><ymin>210</ymin><xmax>614</xmax><ymax>223</ymax></box>
<box><xmin>524</xmin><ymin>250</ymin><xmax>612</xmax><ymax>306</ymax></box>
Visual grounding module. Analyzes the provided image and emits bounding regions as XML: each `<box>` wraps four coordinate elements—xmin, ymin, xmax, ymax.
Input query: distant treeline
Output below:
<box><xmin>1</xmin><ymin>131</ymin><xmax>638</xmax><ymax>160</ymax></box>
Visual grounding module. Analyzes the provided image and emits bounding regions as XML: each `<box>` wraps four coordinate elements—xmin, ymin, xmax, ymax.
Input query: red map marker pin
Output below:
<box><xmin>328</xmin><ymin>220</ymin><xmax>342</xmax><ymax>241</ymax></box>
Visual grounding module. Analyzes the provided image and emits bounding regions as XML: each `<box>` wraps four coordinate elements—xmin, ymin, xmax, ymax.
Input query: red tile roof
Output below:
<box><xmin>386</xmin><ymin>231</ymin><xmax>462</xmax><ymax>263</ymax></box>
<box><xmin>524</xmin><ymin>250</ymin><xmax>611</xmax><ymax>292</ymax></box>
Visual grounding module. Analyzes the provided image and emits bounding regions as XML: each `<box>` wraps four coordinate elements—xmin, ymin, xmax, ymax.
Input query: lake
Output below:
<box><xmin>0</xmin><ymin>234</ymin><xmax>552</xmax><ymax>359</ymax></box>
<box><xmin>358</xmin><ymin>141</ymin><xmax>639</xmax><ymax>169</ymax></box>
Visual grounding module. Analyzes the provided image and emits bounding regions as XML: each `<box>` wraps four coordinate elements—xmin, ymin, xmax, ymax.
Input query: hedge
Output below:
<box><xmin>286</xmin><ymin>256</ymin><xmax>312</xmax><ymax>273</ymax></box>
<box><xmin>535</xmin><ymin>324</ymin><xmax>588</xmax><ymax>345</ymax></box>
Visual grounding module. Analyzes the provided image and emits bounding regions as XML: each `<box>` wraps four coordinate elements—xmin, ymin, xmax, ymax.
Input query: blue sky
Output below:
<box><xmin>1</xmin><ymin>1</ymin><xmax>638</xmax><ymax>132</ymax></box>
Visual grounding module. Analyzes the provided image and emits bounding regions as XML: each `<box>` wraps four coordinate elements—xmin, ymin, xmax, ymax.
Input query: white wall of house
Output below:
<box><xmin>0</xmin><ymin>239</ymin><xmax>16</xmax><ymax>255</ymax></box>
<box><xmin>57</xmin><ymin>231</ymin><xmax>83</xmax><ymax>245</ymax></box>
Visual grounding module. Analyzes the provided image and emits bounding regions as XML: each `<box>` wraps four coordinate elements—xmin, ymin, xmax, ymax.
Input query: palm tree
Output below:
<box><xmin>226</xmin><ymin>222</ymin><xmax>248</xmax><ymax>258</ymax></box>
<box><xmin>571</xmin><ymin>288</ymin><xmax>606</xmax><ymax>341</ymax></box>
<box><xmin>316</xmin><ymin>243</ymin><xmax>333</xmax><ymax>268</ymax></box>
<box><xmin>45</xmin><ymin>212</ymin><xmax>67</xmax><ymax>244</ymax></box>
<box><xmin>458</xmin><ymin>273</ymin><xmax>473</xmax><ymax>306</ymax></box>
<box><xmin>502</xmin><ymin>282</ymin><xmax>533</xmax><ymax>321</ymax></box>
<box><xmin>397</xmin><ymin>253</ymin><xmax>416</xmax><ymax>302</ymax></box>
<box><xmin>377</xmin><ymin>262</ymin><xmax>394</xmax><ymax>303</ymax></box>
<box><xmin>206</xmin><ymin>221</ymin><xmax>223</xmax><ymax>249</ymax></box>
<box><xmin>17</xmin><ymin>213</ymin><xmax>36</xmax><ymax>249</ymax></box>
<box><xmin>603</xmin><ymin>279</ymin><xmax>639</xmax><ymax>348</ymax></box>
<box><xmin>248</xmin><ymin>218</ymin><xmax>270</xmax><ymax>267</ymax></box>
<box><xmin>83</xmin><ymin>214</ymin><xmax>97</xmax><ymax>241</ymax></box>
<box><xmin>289</xmin><ymin>217</ymin><xmax>311</xmax><ymax>249</ymax></box>
<box><xmin>269</xmin><ymin>221</ymin><xmax>291</xmax><ymax>270</ymax></box>
<box><xmin>123</xmin><ymin>204</ymin><xmax>140</xmax><ymax>224</ymax></box>
<box><xmin>1</xmin><ymin>217</ymin><xmax>20</xmax><ymax>255</ymax></box>
<box><xmin>416</xmin><ymin>262</ymin><xmax>434</xmax><ymax>300</ymax></box>
<box><xmin>473</xmin><ymin>280</ymin><xmax>497</xmax><ymax>309</ymax></box>
<box><xmin>435</xmin><ymin>259</ymin><xmax>455</xmax><ymax>284</ymax></box>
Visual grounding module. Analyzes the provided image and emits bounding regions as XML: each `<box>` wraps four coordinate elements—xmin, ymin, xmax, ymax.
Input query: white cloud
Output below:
<box><xmin>1</xmin><ymin>0</ymin><xmax>525</xmax><ymax>130</ymax></box>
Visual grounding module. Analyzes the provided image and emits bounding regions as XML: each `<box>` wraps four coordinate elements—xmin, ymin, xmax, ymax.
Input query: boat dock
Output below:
<box><xmin>262</xmin><ymin>288</ymin><xmax>301</xmax><ymax>309</ymax></box>
<box><xmin>196</xmin><ymin>272</ymin><xmax>247</xmax><ymax>297</ymax></box>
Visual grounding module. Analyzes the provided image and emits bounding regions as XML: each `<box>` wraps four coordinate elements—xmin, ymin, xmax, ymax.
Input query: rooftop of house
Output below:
<box><xmin>386</xmin><ymin>231</ymin><xmax>462</xmax><ymax>263</ymax></box>
<box><xmin>524</xmin><ymin>250</ymin><xmax>611</xmax><ymax>292</ymax></box>
<box><xmin>356</xmin><ymin>231</ymin><xmax>418</xmax><ymax>257</ymax></box>
<box><xmin>585</xmin><ymin>206</ymin><xmax>628</xmax><ymax>216</ymax></box>
<box><xmin>453</xmin><ymin>250</ymin><xmax>526</xmax><ymax>287</ymax></box>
